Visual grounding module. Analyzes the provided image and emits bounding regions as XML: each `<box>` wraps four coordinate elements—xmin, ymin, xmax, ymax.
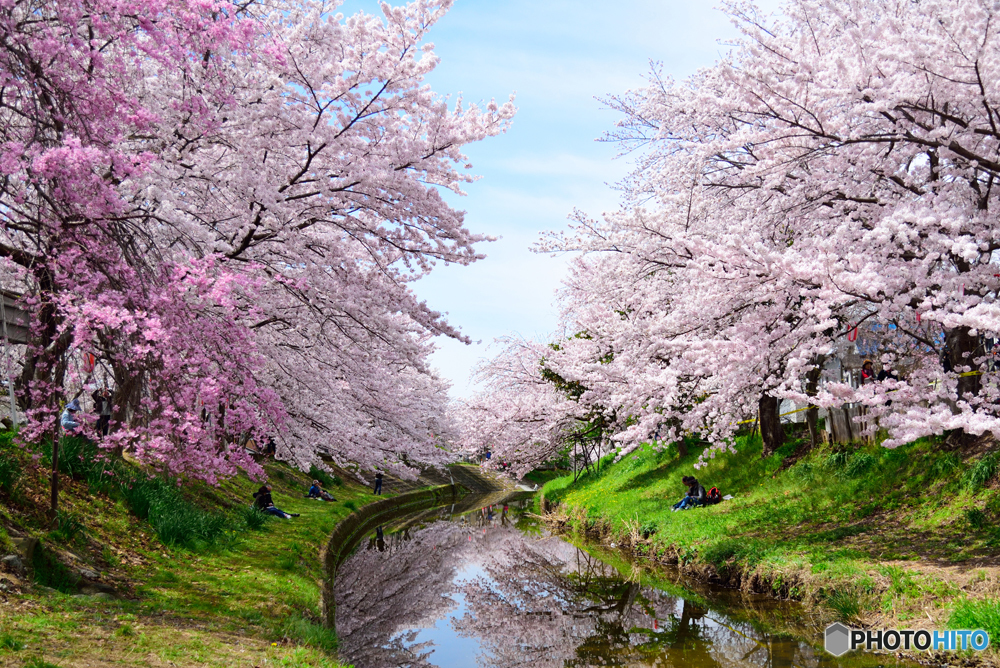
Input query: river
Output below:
<box><xmin>334</xmin><ymin>493</ymin><xmax>913</xmax><ymax>668</ymax></box>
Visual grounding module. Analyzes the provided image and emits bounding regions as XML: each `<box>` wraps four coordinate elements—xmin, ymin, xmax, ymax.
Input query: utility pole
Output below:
<box><xmin>0</xmin><ymin>293</ymin><xmax>17</xmax><ymax>427</ymax></box>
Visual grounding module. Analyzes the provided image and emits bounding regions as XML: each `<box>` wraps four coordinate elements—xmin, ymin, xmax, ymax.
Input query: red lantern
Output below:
<box><xmin>82</xmin><ymin>353</ymin><xmax>96</xmax><ymax>374</ymax></box>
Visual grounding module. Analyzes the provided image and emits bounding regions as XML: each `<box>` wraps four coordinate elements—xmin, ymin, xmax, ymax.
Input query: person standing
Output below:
<box><xmin>92</xmin><ymin>387</ymin><xmax>113</xmax><ymax>436</ymax></box>
<box><xmin>860</xmin><ymin>360</ymin><xmax>877</xmax><ymax>385</ymax></box>
<box><xmin>373</xmin><ymin>470</ymin><xmax>383</xmax><ymax>495</ymax></box>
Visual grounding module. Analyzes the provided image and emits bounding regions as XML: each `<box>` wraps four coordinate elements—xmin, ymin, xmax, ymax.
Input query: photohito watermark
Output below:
<box><xmin>824</xmin><ymin>623</ymin><xmax>990</xmax><ymax>657</ymax></box>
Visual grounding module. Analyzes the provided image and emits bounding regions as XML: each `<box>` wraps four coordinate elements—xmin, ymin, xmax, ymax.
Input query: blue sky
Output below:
<box><xmin>341</xmin><ymin>0</ymin><xmax>784</xmax><ymax>397</ymax></box>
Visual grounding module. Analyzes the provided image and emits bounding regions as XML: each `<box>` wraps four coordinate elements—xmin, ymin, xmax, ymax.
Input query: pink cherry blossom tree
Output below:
<box><xmin>0</xmin><ymin>0</ymin><xmax>514</xmax><ymax>482</ymax></box>
<box><xmin>462</xmin><ymin>0</ymin><xmax>1000</xmax><ymax>471</ymax></box>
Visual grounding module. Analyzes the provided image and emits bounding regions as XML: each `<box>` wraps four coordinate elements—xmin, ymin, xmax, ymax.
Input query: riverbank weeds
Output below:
<box><xmin>540</xmin><ymin>432</ymin><xmax>1000</xmax><ymax>656</ymax></box>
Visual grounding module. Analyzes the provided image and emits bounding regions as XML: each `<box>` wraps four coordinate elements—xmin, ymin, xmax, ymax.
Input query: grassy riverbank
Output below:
<box><xmin>0</xmin><ymin>433</ymin><xmax>375</xmax><ymax>668</ymax></box>
<box><xmin>540</xmin><ymin>432</ymin><xmax>1000</xmax><ymax>643</ymax></box>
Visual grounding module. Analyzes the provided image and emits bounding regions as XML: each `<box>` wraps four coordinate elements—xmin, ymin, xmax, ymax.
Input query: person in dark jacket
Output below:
<box><xmin>308</xmin><ymin>480</ymin><xmax>336</xmax><ymax>502</ymax></box>
<box><xmin>252</xmin><ymin>484</ymin><xmax>299</xmax><ymax>519</ymax></box>
<box><xmin>877</xmin><ymin>364</ymin><xmax>899</xmax><ymax>382</ymax></box>
<box><xmin>373</xmin><ymin>471</ymin><xmax>383</xmax><ymax>495</ymax></box>
<box><xmin>672</xmin><ymin>476</ymin><xmax>707</xmax><ymax>511</ymax></box>
<box><xmin>92</xmin><ymin>388</ymin><xmax>113</xmax><ymax>436</ymax></box>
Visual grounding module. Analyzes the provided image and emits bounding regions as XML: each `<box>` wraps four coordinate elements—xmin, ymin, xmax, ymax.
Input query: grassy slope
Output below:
<box><xmin>0</xmin><ymin>435</ymin><xmax>380</xmax><ymax>668</ymax></box>
<box><xmin>541</xmin><ymin>433</ymin><xmax>1000</xmax><ymax>638</ymax></box>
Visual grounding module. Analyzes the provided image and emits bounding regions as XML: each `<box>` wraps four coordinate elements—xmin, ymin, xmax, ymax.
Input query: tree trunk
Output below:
<box><xmin>947</xmin><ymin>326</ymin><xmax>982</xmax><ymax>401</ymax></box>
<box><xmin>759</xmin><ymin>394</ymin><xmax>783</xmax><ymax>457</ymax></box>
<box><xmin>805</xmin><ymin>356</ymin><xmax>826</xmax><ymax>450</ymax></box>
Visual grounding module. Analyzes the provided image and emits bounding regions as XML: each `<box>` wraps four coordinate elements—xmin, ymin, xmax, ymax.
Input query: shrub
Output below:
<box><xmin>120</xmin><ymin>476</ymin><xmax>229</xmax><ymax>547</ymax></box>
<box><xmin>283</xmin><ymin>617</ymin><xmax>339</xmax><ymax>653</ymax></box>
<box><xmin>845</xmin><ymin>453</ymin><xmax>877</xmax><ymax>477</ymax></box>
<box><xmin>824</xmin><ymin>451</ymin><xmax>850</xmax><ymax>471</ymax></box>
<box><xmin>23</xmin><ymin>658</ymin><xmax>62</xmax><ymax>668</ymax></box>
<box><xmin>308</xmin><ymin>465</ymin><xmax>339</xmax><ymax>489</ymax></box>
<box><xmin>826</xmin><ymin>589</ymin><xmax>862</xmax><ymax>621</ymax></box>
<box><xmin>115</xmin><ymin>623</ymin><xmax>136</xmax><ymax>638</ymax></box>
<box><xmin>699</xmin><ymin>538</ymin><xmax>766</xmax><ymax>572</ymax></box>
<box><xmin>963</xmin><ymin>453</ymin><xmax>999</xmax><ymax>491</ymax></box>
<box><xmin>967</xmin><ymin>508</ymin><xmax>988</xmax><ymax>530</ymax></box>
<box><xmin>0</xmin><ymin>455</ymin><xmax>19</xmax><ymax>496</ymax></box>
<box><xmin>789</xmin><ymin>461</ymin><xmax>814</xmax><ymax>481</ymax></box>
<box><xmin>931</xmin><ymin>452</ymin><xmax>961</xmax><ymax>478</ymax></box>
<box><xmin>48</xmin><ymin>511</ymin><xmax>86</xmax><ymax>544</ymax></box>
<box><xmin>949</xmin><ymin>598</ymin><xmax>1000</xmax><ymax>642</ymax></box>
<box><xmin>151</xmin><ymin>504</ymin><xmax>228</xmax><ymax>547</ymax></box>
<box><xmin>238</xmin><ymin>506</ymin><xmax>271</xmax><ymax>531</ymax></box>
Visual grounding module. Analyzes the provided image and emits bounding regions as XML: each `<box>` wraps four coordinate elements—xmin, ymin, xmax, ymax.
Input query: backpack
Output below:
<box><xmin>706</xmin><ymin>487</ymin><xmax>721</xmax><ymax>504</ymax></box>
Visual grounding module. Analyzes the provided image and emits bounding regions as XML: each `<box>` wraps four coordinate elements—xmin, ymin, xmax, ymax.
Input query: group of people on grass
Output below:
<box><xmin>60</xmin><ymin>387</ymin><xmax>114</xmax><ymax>436</ymax></box>
<box><xmin>256</xmin><ymin>469</ymin><xmax>718</xmax><ymax>520</ymax></box>
<box><xmin>252</xmin><ymin>478</ymin><xmax>340</xmax><ymax>519</ymax></box>
<box><xmin>252</xmin><ymin>471</ymin><xmax>390</xmax><ymax>519</ymax></box>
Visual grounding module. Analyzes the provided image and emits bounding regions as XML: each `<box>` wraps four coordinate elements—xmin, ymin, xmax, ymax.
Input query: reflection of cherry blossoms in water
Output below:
<box><xmin>335</xmin><ymin>521</ymin><xmax>474</xmax><ymax>668</ymax></box>
<box><xmin>455</xmin><ymin>537</ymin><xmax>834</xmax><ymax>668</ymax></box>
<box><xmin>336</xmin><ymin>508</ymin><xmax>898</xmax><ymax>668</ymax></box>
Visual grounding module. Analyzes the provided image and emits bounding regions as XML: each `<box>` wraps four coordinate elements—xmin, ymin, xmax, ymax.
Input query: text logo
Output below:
<box><xmin>825</xmin><ymin>624</ymin><xmax>990</xmax><ymax>655</ymax></box>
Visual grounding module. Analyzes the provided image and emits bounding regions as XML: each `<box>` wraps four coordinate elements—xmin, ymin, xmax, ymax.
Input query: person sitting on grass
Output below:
<box><xmin>253</xmin><ymin>484</ymin><xmax>299</xmax><ymax>519</ymax></box>
<box><xmin>671</xmin><ymin>476</ymin><xmax>706</xmax><ymax>511</ymax></box>
<box><xmin>308</xmin><ymin>480</ymin><xmax>336</xmax><ymax>502</ymax></box>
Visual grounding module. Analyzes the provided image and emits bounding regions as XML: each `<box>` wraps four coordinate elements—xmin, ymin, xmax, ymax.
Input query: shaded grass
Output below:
<box><xmin>308</xmin><ymin>465</ymin><xmax>342</xmax><ymax>489</ymax></box>
<box><xmin>523</xmin><ymin>469</ymin><xmax>569</xmax><ymax>486</ymax></box>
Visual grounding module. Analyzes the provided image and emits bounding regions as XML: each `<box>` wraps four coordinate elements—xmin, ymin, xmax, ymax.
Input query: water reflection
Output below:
<box><xmin>335</xmin><ymin>500</ymin><xmax>907</xmax><ymax>668</ymax></box>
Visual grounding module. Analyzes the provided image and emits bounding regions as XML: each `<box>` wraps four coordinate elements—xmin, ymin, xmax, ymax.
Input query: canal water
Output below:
<box><xmin>335</xmin><ymin>494</ymin><xmax>912</xmax><ymax>668</ymax></box>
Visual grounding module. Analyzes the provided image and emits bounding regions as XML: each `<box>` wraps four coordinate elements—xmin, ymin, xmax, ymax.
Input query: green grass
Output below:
<box><xmin>0</xmin><ymin>430</ymin><xmax>370</xmax><ymax>667</ymax></box>
<box><xmin>522</xmin><ymin>469</ymin><xmax>569</xmax><ymax>486</ymax></box>
<box><xmin>541</xmin><ymin>432</ymin><xmax>995</xmax><ymax>623</ymax></box>
<box><xmin>950</xmin><ymin>598</ymin><xmax>1000</xmax><ymax>640</ymax></box>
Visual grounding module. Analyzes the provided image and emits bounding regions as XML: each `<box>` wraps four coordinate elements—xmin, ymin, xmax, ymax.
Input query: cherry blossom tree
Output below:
<box><xmin>465</xmin><ymin>0</ymin><xmax>1000</xmax><ymax>469</ymax></box>
<box><xmin>0</xmin><ymin>0</ymin><xmax>515</xmax><ymax>480</ymax></box>
<box><xmin>453</xmin><ymin>334</ymin><xmax>617</xmax><ymax>479</ymax></box>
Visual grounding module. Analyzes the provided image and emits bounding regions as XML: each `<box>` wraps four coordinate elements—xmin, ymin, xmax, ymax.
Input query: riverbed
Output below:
<box><xmin>334</xmin><ymin>494</ymin><xmax>913</xmax><ymax>668</ymax></box>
